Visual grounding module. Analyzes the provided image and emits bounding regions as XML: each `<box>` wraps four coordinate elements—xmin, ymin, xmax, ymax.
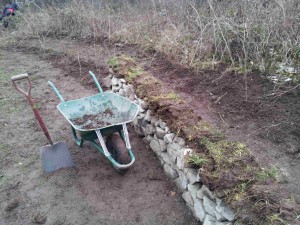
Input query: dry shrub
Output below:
<box><xmin>15</xmin><ymin>0</ymin><xmax>300</xmax><ymax>79</ymax></box>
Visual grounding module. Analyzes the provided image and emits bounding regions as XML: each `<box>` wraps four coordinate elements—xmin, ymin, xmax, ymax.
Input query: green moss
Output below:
<box><xmin>107</xmin><ymin>57</ymin><xmax>121</xmax><ymax>72</ymax></box>
<box><xmin>186</xmin><ymin>154</ymin><xmax>208</xmax><ymax>167</ymax></box>
<box><xmin>125</xmin><ymin>66</ymin><xmax>144</xmax><ymax>81</ymax></box>
<box><xmin>180</xmin><ymin>121</ymin><xmax>224</xmax><ymax>142</ymax></box>
<box><xmin>107</xmin><ymin>57</ymin><xmax>119</xmax><ymax>67</ymax></box>
<box><xmin>256</xmin><ymin>166</ymin><xmax>278</xmax><ymax>181</ymax></box>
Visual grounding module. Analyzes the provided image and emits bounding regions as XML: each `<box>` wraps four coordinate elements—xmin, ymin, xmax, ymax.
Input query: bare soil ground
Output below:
<box><xmin>0</xmin><ymin>48</ymin><xmax>199</xmax><ymax>225</ymax></box>
<box><xmin>1</xmin><ymin>35</ymin><xmax>300</xmax><ymax>223</ymax></box>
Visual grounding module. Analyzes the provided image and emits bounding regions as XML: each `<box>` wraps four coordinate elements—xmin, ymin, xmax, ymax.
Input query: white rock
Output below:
<box><xmin>159</xmin><ymin>120</ymin><xmax>166</xmax><ymax>129</ymax></box>
<box><xmin>118</xmin><ymin>80</ymin><xmax>123</xmax><ymax>88</ymax></box>
<box><xmin>112</xmin><ymin>85</ymin><xmax>120</xmax><ymax>92</ymax></box>
<box><xmin>168</xmin><ymin>142</ymin><xmax>181</xmax><ymax>151</ymax></box>
<box><xmin>203</xmin><ymin>214</ymin><xmax>216</xmax><ymax>225</ymax></box>
<box><xmin>159</xmin><ymin>158</ymin><xmax>165</xmax><ymax>166</ymax></box>
<box><xmin>194</xmin><ymin>199</ymin><xmax>206</xmax><ymax>222</ymax></box>
<box><xmin>124</xmin><ymin>84</ymin><xmax>134</xmax><ymax>97</ymax></box>
<box><xmin>118</xmin><ymin>89</ymin><xmax>125</xmax><ymax>96</ymax></box>
<box><xmin>156</xmin><ymin>127</ymin><xmax>167</xmax><ymax>139</ymax></box>
<box><xmin>160</xmin><ymin>152</ymin><xmax>172</xmax><ymax>165</ymax></box>
<box><xmin>146</xmin><ymin>135</ymin><xmax>154</xmax><ymax>142</ymax></box>
<box><xmin>178</xmin><ymin>147</ymin><xmax>193</xmax><ymax>160</ymax></box>
<box><xmin>174</xmin><ymin>177</ymin><xmax>186</xmax><ymax>192</ymax></box>
<box><xmin>151</xmin><ymin>117</ymin><xmax>158</xmax><ymax>125</ymax></box>
<box><xmin>163</xmin><ymin>164</ymin><xmax>179</xmax><ymax>179</ymax></box>
<box><xmin>137</xmin><ymin>112</ymin><xmax>146</xmax><ymax>119</ymax></box>
<box><xmin>120</xmin><ymin>78</ymin><xmax>126</xmax><ymax>83</ymax></box>
<box><xmin>144</xmin><ymin>110</ymin><xmax>152</xmax><ymax>122</ymax></box>
<box><xmin>111</xmin><ymin>77</ymin><xmax>118</xmax><ymax>86</ymax></box>
<box><xmin>132</xmin><ymin>117</ymin><xmax>138</xmax><ymax>126</ymax></box>
<box><xmin>140</xmin><ymin>100</ymin><xmax>149</xmax><ymax>110</ymax></box>
<box><xmin>214</xmin><ymin>210</ymin><xmax>226</xmax><ymax>222</ymax></box>
<box><xmin>150</xmin><ymin>139</ymin><xmax>161</xmax><ymax>156</ymax></box>
<box><xmin>167</xmin><ymin>143</ymin><xmax>179</xmax><ymax>163</ymax></box>
<box><xmin>102</xmin><ymin>76</ymin><xmax>112</xmax><ymax>88</ymax></box>
<box><xmin>165</xmin><ymin>126</ymin><xmax>170</xmax><ymax>133</ymax></box>
<box><xmin>139</xmin><ymin>107</ymin><xmax>145</xmax><ymax>113</ymax></box>
<box><xmin>176</xmin><ymin>156</ymin><xmax>185</xmax><ymax>170</ymax></box>
<box><xmin>177</xmin><ymin>171</ymin><xmax>189</xmax><ymax>190</ymax></box>
<box><xmin>215</xmin><ymin>203</ymin><xmax>235</xmax><ymax>221</ymax></box>
<box><xmin>197</xmin><ymin>185</ymin><xmax>215</xmax><ymax>200</ymax></box>
<box><xmin>203</xmin><ymin>196</ymin><xmax>217</xmax><ymax>216</ymax></box>
<box><xmin>164</xmin><ymin>133</ymin><xmax>175</xmax><ymax>143</ymax></box>
<box><xmin>182</xmin><ymin>192</ymin><xmax>194</xmax><ymax>206</ymax></box>
<box><xmin>174</xmin><ymin>136</ymin><xmax>186</xmax><ymax>147</ymax></box>
<box><xmin>187</xmin><ymin>183</ymin><xmax>201</xmax><ymax>200</ymax></box>
<box><xmin>158</xmin><ymin>139</ymin><xmax>167</xmax><ymax>151</ymax></box>
<box><xmin>129</xmin><ymin>94</ymin><xmax>135</xmax><ymax>101</ymax></box>
<box><xmin>145</xmin><ymin>124</ymin><xmax>154</xmax><ymax>135</ymax></box>
<box><xmin>185</xmin><ymin>168</ymin><xmax>201</xmax><ymax>184</ymax></box>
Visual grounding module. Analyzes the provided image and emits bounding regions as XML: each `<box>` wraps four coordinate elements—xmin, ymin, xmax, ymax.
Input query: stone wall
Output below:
<box><xmin>104</xmin><ymin>75</ymin><xmax>237</xmax><ymax>225</ymax></box>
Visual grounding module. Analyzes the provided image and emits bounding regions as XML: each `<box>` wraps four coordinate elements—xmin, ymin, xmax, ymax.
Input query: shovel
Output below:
<box><xmin>11</xmin><ymin>73</ymin><xmax>74</xmax><ymax>173</ymax></box>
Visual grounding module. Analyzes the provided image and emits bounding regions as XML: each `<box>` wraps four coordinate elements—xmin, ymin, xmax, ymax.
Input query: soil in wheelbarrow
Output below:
<box><xmin>70</xmin><ymin>111</ymin><xmax>113</xmax><ymax>130</ymax></box>
<box><xmin>0</xmin><ymin>48</ymin><xmax>199</xmax><ymax>225</ymax></box>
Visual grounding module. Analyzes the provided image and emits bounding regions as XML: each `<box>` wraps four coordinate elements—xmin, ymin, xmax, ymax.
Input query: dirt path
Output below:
<box><xmin>0</xmin><ymin>49</ymin><xmax>199</xmax><ymax>225</ymax></box>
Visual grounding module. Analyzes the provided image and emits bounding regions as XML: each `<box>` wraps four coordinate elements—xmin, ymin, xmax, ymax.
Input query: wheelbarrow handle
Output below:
<box><xmin>11</xmin><ymin>73</ymin><xmax>53</xmax><ymax>145</ymax></box>
<box><xmin>47</xmin><ymin>81</ymin><xmax>65</xmax><ymax>102</ymax></box>
<box><xmin>89</xmin><ymin>71</ymin><xmax>103</xmax><ymax>93</ymax></box>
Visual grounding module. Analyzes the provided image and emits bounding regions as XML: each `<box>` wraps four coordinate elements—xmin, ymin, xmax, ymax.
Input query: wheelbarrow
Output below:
<box><xmin>48</xmin><ymin>71</ymin><xmax>139</xmax><ymax>173</ymax></box>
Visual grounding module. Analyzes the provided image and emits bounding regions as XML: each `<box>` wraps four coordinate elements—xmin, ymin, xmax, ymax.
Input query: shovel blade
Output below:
<box><xmin>41</xmin><ymin>141</ymin><xmax>74</xmax><ymax>173</ymax></box>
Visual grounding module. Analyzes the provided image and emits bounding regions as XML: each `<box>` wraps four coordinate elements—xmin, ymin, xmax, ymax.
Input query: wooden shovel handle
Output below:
<box><xmin>11</xmin><ymin>73</ymin><xmax>53</xmax><ymax>145</ymax></box>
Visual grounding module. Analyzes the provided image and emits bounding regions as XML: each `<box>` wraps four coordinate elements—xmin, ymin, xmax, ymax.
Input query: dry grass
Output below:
<box><xmin>14</xmin><ymin>0</ymin><xmax>300</xmax><ymax>79</ymax></box>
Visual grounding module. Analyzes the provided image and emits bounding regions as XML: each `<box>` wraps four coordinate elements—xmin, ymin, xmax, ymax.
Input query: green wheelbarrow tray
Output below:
<box><xmin>48</xmin><ymin>71</ymin><xmax>139</xmax><ymax>170</ymax></box>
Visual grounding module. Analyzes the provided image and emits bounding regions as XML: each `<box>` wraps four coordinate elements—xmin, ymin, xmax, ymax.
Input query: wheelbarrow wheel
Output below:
<box><xmin>106</xmin><ymin>134</ymin><xmax>131</xmax><ymax>174</ymax></box>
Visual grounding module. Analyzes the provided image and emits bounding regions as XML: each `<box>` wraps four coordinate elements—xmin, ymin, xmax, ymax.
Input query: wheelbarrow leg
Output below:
<box><xmin>71</xmin><ymin>126</ymin><xmax>84</xmax><ymax>147</ymax></box>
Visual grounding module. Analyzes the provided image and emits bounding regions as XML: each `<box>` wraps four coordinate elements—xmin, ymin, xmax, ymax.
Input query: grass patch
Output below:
<box><xmin>108</xmin><ymin>55</ymin><xmax>144</xmax><ymax>81</ymax></box>
<box><xmin>125</xmin><ymin>66</ymin><xmax>144</xmax><ymax>81</ymax></box>
<box><xmin>150</xmin><ymin>92</ymin><xmax>182</xmax><ymax>103</ymax></box>
<box><xmin>256</xmin><ymin>166</ymin><xmax>278</xmax><ymax>181</ymax></box>
<box><xmin>186</xmin><ymin>154</ymin><xmax>207</xmax><ymax>167</ymax></box>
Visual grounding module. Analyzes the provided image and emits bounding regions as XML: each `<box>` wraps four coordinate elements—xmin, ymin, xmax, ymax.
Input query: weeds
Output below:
<box><xmin>12</xmin><ymin>0</ymin><xmax>300</xmax><ymax>82</ymax></box>
<box><xmin>256</xmin><ymin>166</ymin><xmax>278</xmax><ymax>181</ymax></box>
<box><xmin>186</xmin><ymin>154</ymin><xmax>207</xmax><ymax>167</ymax></box>
<box><xmin>150</xmin><ymin>92</ymin><xmax>182</xmax><ymax>103</ymax></box>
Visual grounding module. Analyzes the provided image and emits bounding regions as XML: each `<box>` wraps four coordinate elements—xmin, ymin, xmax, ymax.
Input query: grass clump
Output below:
<box><xmin>186</xmin><ymin>154</ymin><xmax>208</xmax><ymax>167</ymax></box>
<box><xmin>150</xmin><ymin>92</ymin><xmax>182</xmax><ymax>103</ymax></box>
<box><xmin>256</xmin><ymin>166</ymin><xmax>278</xmax><ymax>181</ymax></box>
<box><xmin>107</xmin><ymin>55</ymin><xmax>143</xmax><ymax>81</ymax></box>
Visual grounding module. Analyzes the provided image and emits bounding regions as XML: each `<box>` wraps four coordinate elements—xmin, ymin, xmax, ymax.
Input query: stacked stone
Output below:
<box><xmin>107</xmin><ymin>75</ymin><xmax>237</xmax><ymax>225</ymax></box>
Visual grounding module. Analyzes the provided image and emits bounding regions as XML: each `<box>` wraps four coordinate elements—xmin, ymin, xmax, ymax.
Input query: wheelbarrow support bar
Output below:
<box><xmin>94</xmin><ymin>124</ymin><xmax>135</xmax><ymax>169</ymax></box>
